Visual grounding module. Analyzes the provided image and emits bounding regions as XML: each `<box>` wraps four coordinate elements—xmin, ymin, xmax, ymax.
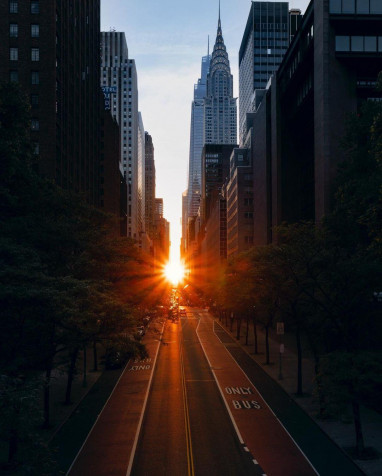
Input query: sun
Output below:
<box><xmin>164</xmin><ymin>260</ymin><xmax>185</xmax><ymax>286</ymax></box>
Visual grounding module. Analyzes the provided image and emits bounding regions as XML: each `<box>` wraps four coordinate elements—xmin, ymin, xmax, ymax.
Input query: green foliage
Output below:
<box><xmin>0</xmin><ymin>81</ymin><xmax>158</xmax><ymax>466</ymax></box>
<box><xmin>0</xmin><ymin>375</ymin><xmax>57</xmax><ymax>474</ymax></box>
<box><xmin>327</xmin><ymin>100</ymin><xmax>382</xmax><ymax>253</ymax></box>
<box><xmin>319</xmin><ymin>351</ymin><xmax>382</xmax><ymax>416</ymax></box>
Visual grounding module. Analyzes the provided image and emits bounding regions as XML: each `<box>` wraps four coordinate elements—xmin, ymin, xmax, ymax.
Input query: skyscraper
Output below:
<box><xmin>204</xmin><ymin>7</ymin><xmax>237</xmax><ymax>145</ymax></box>
<box><xmin>1</xmin><ymin>0</ymin><xmax>102</xmax><ymax>206</ymax></box>
<box><xmin>187</xmin><ymin>48</ymin><xmax>210</xmax><ymax>223</ymax></box>
<box><xmin>145</xmin><ymin>132</ymin><xmax>156</xmax><ymax>240</ymax></box>
<box><xmin>101</xmin><ymin>32</ymin><xmax>139</xmax><ymax>238</ymax></box>
<box><xmin>137</xmin><ymin>112</ymin><xmax>145</xmax><ymax>240</ymax></box>
<box><xmin>239</xmin><ymin>1</ymin><xmax>291</xmax><ymax>144</ymax></box>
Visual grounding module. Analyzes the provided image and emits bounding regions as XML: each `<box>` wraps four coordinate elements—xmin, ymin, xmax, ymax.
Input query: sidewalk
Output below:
<box><xmin>215</xmin><ymin>314</ymin><xmax>382</xmax><ymax>476</ymax></box>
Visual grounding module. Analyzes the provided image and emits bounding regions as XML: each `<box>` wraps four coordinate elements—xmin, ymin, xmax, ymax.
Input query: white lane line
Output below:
<box><xmin>253</xmin><ymin>459</ymin><xmax>259</xmax><ymax>465</ymax></box>
<box><xmin>212</xmin><ymin>319</ymin><xmax>320</xmax><ymax>476</ymax></box>
<box><xmin>196</xmin><ymin>316</ymin><xmax>244</xmax><ymax>445</ymax></box>
<box><xmin>126</xmin><ymin>324</ymin><xmax>164</xmax><ymax>476</ymax></box>
<box><xmin>244</xmin><ymin>446</ymin><xmax>249</xmax><ymax>452</ymax></box>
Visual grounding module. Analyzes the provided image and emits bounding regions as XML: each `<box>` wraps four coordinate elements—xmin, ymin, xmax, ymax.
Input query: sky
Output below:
<box><xmin>101</xmin><ymin>0</ymin><xmax>310</xmax><ymax>262</ymax></box>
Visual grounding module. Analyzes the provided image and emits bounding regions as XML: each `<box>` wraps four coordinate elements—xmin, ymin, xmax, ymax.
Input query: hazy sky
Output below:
<box><xmin>101</xmin><ymin>0</ymin><xmax>310</xmax><ymax>261</ymax></box>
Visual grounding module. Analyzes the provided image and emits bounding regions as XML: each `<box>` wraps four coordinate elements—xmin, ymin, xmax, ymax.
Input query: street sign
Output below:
<box><xmin>276</xmin><ymin>322</ymin><xmax>284</xmax><ymax>335</ymax></box>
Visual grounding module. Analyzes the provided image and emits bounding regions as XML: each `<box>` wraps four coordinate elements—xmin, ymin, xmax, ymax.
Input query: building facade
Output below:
<box><xmin>187</xmin><ymin>50</ymin><xmax>211</xmax><ymax>223</ymax></box>
<box><xmin>101</xmin><ymin>32</ymin><xmax>139</xmax><ymax>239</ymax></box>
<box><xmin>245</xmin><ymin>0</ymin><xmax>382</xmax><ymax>246</ymax></box>
<box><xmin>201</xmin><ymin>144</ymin><xmax>236</xmax><ymax>226</ymax></box>
<box><xmin>204</xmin><ymin>12</ymin><xmax>237</xmax><ymax>146</ymax></box>
<box><xmin>137</xmin><ymin>112</ymin><xmax>145</xmax><ymax>240</ymax></box>
<box><xmin>145</xmin><ymin>132</ymin><xmax>156</xmax><ymax>240</ymax></box>
<box><xmin>1</xmin><ymin>0</ymin><xmax>102</xmax><ymax>206</ymax></box>
<box><xmin>226</xmin><ymin>140</ymin><xmax>256</xmax><ymax>257</ymax></box>
<box><xmin>239</xmin><ymin>1</ymin><xmax>291</xmax><ymax>144</ymax></box>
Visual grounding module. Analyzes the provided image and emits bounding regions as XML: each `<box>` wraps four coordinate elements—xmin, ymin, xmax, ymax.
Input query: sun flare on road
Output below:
<box><xmin>164</xmin><ymin>260</ymin><xmax>185</xmax><ymax>286</ymax></box>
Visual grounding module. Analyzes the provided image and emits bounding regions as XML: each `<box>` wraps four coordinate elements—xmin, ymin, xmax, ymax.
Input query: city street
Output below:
<box><xmin>57</xmin><ymin>307</ymin><xmax>365</xmax><ymax>475</ymax></box>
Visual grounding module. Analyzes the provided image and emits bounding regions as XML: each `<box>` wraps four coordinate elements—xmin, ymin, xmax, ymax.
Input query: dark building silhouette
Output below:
<box><xmin>201</xmin><ymin>144</ymin><xmax>236</xmax><ymax>226</ymax></box>
<box><xmin>100</xmin><ymin>111</ymin><xmax>122</xmax><ymax>231</ymax></box>
<box><xmin>226</xmin><ymin>142</ymin><xmax>255</xmax><ymax>257</ymax></box>
<box><xmin>1</xmin><ymin>0</ymin><xmax>102</xmax><ymax>206</ymax></box>
<box><xmin>144</xmin><ymin>132</ymin><xmax>155</xmax><ymax>240</ymax></box>
<box><xmin>246</xmin><ymin>0</ymin><xmax>382</xmax><ymax>245</ymax></box>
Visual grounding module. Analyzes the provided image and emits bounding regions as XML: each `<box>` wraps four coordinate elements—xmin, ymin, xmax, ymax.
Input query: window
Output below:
<box><xmin>10</xmin><ymin>47</ymin><xmax>18</xmax><ymax>61</ymax></box>
<box><xmin>351</xmin><ymin>36</ymin><xmax>364</xmax><ymax>51</ymax></box>
<box><xmin>370</xmin><ymin>0</ymin><xmax>382</xmax><ymax>13</ymax></box>
<box><xmin>364</xmin><ymin>36</ymin><xmax>377</xmax><ymax>51</ymax></box>
<box><xmin>9</xmin><ymin>1</ymin><xmax>18</xmax><ymax>13</ymax></box>
<box><xmin>335</xmin><ymin>36</ymin><xmax>350</xmax><ymax>51</ymax></box>
<box><xmin>10</xmin><ymin>23</ymin><xmax>18</xmax><ymax>37</ymax></box>
<box><xmin>31</xmin><ymin>119</ymin><xmax>39</xmax><ymax>131</ymax></box>
<box><xmin>31</xmin><ymin>48</ymin><xmax>39</xmax><ymax>61</ymax></box>
<box><xmin>33</xmin><ymin>142</ymin><xmax>39</xmax><ymax>155</ymax></box>
<box><xmin>342</xmin><ymin>0</ymin><xmax>355</xmax><ymax>13</ymax></box>
<box><xmin>31</xmin><ymin>1</ymin><xmax>39</xmax><ymax>13</ymax></box>
<box><xmin>31</xmin><ymin>24</ymin><xmax>39</xmax><ymax>37</ymax></box>
<box><xmin>31</xmin><ymin>94</ymin><xmax>39</xmax><ymax>107</ymax></box>
<box><xmin>10</xmin><ymin>70</ymin><xmax>18</xmax><ymax>82</ymax></box>
<box><xmin>357</xmin><ymin>0</ymin><xmax>370</xmax><ymax>13</ymax></box>
<box><xmin>31</xmin><ymin>71</ymin><xmax>39</xmax><ymax>84</ymax></box>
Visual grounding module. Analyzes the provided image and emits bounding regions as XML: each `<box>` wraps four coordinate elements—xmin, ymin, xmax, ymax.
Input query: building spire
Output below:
<box><xmin>208</xmin><ymin>35</ymin><xmax>210</xmax><ymax>56</ymax></box>
<box><xmin>218</xmin><ymin>0</ymin><xmax>221</xmax><ymax>29</ymax></box>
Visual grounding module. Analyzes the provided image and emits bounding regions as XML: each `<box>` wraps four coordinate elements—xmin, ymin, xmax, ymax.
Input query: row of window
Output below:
<box><xmin>9</xmin><ymin>47</ymin><xmax>39</xmax><ymax>61</ymax></box>
<box><xmin>9</xmin><ymin>1</ymin><xmax>39</xmax><ymax>14</ymax></box>
<box><xmin>335</xmin><ymin>35</ymin><xmax>382</xmax><ymax>52</ymax></box>
<box><xmin>9</xmin><ymin>70</ymin><xmax>39</xmax><ymax>83</ymax></box>
<box><xmin>330</xmin><ymin>0</ymin><xmax>382</xmax><ymax>14</ymax></box>
<box><xmin>10</xmin><ymin>23</ymin><xmax>40</xmax><ymax>37</ymax></box>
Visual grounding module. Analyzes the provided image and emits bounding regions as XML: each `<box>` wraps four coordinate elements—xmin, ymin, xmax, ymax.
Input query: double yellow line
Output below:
<box><xmin>179</xmin><ymin>334</ymin><xmax>195</xmax><ymax>476</ymax></box>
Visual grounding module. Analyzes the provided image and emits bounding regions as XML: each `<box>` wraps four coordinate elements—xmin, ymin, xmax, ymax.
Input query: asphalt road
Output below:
<box><xmin>131</xmin><ymin>310</ymin><xmax>258</xmax><ymax>475</ymax></box>
<box><xmin>56</xmin><ymin>308</ymin><xmax>364</xmax><ymax>476</ymax></box>
<box><xmin>213</xmin><ymin>321</ymin><xmax>364</xmax><ymax>476</ymax></box>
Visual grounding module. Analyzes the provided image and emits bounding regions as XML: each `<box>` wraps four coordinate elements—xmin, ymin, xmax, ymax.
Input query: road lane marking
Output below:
<box><xmin>212</xmin><ymin>319</ymin><xmax>320</xmax><ymax>476</ymax></box>
<box><xmin>179</xmin><ymin>335</ymin><xmax>195</xmax><ymax>476</ymax></box>
<box><xmin>196</xmin><ymin>317</ymin><xmax>245</xmax><ymax>445</ymax></box>
<box><xmin>126</xmin><ymin>324</ymin><xmax>164</xmax><ymax>476</ymax></box>
<box><xmin>186</xmin><ymin>379</ymin><xmax>215</xmax><ymax>382</ymax></box>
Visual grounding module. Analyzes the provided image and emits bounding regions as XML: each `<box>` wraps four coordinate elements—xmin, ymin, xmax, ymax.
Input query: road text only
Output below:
<box><xmin>224</xmin><ymin>387</ymin><xmax>262</xmax><ymax>410</ymax></box>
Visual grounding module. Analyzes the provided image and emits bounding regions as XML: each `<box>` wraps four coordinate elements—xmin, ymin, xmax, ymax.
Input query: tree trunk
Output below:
<box><xmin>352</xmin><ymin>400</ymin><xmax>365</xmax><ymax>457</ymax></box>
<box><xmin>296</xmin><ymin>326</ymin><xmax>303</xmax><ymax>396</ymax></box>
<box><xmin>65</xmin><ymin>347</ymin><xmax>79</xmax><ymax>404</ymax></box>
<box><xmin>83</xmin><ymin>345</ymin><xmax>87</xmax><ymax>387</ymax></box>
<box><xmin>236</xmin><ymin>317</ymin><xmax>242</xmax><ymax>340</ymax></box>
<box><xmin>245</xmin><ymin>313</ymin><xmax>249</xmax><ymax>346</ymax></box>
<box><xmin>310</xmin><ymin>344</ymin><xmax>326</xmax><ymax>418</ymax></box>
<box><xmin>8</xmin><ymin>429</ymin><xmax>18</xmax><ymax>464</ymax></box>
<box><xmin>265</xmin><ymin>325</ymin><xmax>270</xmax><ymax>364</ymax></box>
<box><xmin>42</xmin><ymin>363</ymin><xmax>52</xmax><ymax>428</ymax></box>
<box><xmin>93</xmin><ymin>340</ymin><xmax>98</xmax><ymax>372</ymax></box>
<box><xmin>253</xmin><ymin>317</ymin><xmax>258</xmax><ymax>354</ymax></box>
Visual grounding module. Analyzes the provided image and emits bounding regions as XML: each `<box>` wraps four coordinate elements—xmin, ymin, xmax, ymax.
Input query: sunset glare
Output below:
<box><xmin>164</xmin><ymin>260</ymin><xmax>185</xmax><ymax>286</ymax></box>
